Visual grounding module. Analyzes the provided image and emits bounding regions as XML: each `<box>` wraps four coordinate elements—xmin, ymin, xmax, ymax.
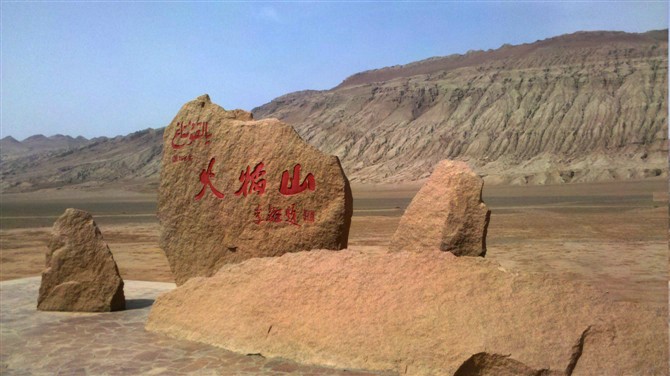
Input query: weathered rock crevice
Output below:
<box><xmin>453</xmin><ymin>353</ymin><xmax>561</xmax><ymax>376</ymax></box>
<box><xmin>564</xmin><ymin>326</ymin><xmax>591</xmax><ymax>376</ymax></box>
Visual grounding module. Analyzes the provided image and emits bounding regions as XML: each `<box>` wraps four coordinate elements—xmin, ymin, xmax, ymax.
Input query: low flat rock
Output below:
<box><xmin>391</xmin><ymin>160</ymin><xmax>490</xmax><ymax>256</ymax></box>
<box><xmin>38</xmin><ymin>208</ymin><xmax>125</xmax><ymax>312</ymax></box>
<box><xmin>159</xmin><ymin>95</ymin><xmax>353</xmax><ymax>285</ymax></box>
<box><xmin>146</xmin><ymin>250</ymin><xmax>667</xmax><ymax>375</ymax></box>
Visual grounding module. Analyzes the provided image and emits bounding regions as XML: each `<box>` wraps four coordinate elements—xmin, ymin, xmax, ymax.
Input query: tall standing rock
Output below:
<box><xmin>38</xmin><ymin>208</ymin><xmax>125</xmax><ymax>312</ymax></box>
<box><xmin>158</xmin><ymin>94</ymin><xmax>353</xmax><ymax>285</ymax></box>
<box><xmin>391</xmin><ymin>160</ymin><xmax>490</xmax><ymax>256</ymax></box>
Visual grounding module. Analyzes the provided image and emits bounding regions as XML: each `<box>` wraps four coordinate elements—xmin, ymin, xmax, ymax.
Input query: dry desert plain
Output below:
<box><xmin>1</xmin><ymin>178</ymin><xmax>668</xmax><ymax>312</ymax></box>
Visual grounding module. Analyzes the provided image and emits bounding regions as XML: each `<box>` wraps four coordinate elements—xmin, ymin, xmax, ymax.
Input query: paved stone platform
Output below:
<box><xmin>1</xmin><ymin>277</ymin><xmax>396</xmax><ymax>375</ymax></box>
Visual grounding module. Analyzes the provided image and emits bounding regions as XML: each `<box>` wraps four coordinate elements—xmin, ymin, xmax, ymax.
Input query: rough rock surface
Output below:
<box><xmin>146</xmin><ymin>250</ymin><xmax>667</xmax><ymax>375</ymax></box>
<box><xmin>158</xmin><ymin>95</ymin><xmax>353</xmax><ymax>285</ymax></box>
<box><xmin>37</xmin><ymin>208</ymin><xmax>125</xmax><ymax>312</ymax></box>
<box><xmin>453</xmin><ymin>353</ymin><xmax>561</xmax><ymax>376</ymax></box>
<box><xmin>391</xmin><ymin>160</ymin><xmax>490</xmax><ymax>256</ymax></box>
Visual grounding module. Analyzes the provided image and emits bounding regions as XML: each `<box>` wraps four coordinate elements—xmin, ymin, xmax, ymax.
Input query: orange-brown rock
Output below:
<box><xmin>453</xmin><ymin>353</ymin><xmax>562</xmax><ymax>376</ymax></box>
<box><xmin>158</xmin><ymin>95</ymin><xmax>353</xmax><ymax>285</ymax></box>
<box><xmin>145</xmin><ymin>250</ymin><xmax>667</xmax><ymax>375</ymax></box>
<box><xmin>37</xmin><ymin>208</ymin><xmax>125</xmax><ymax>312</ymax></box>
<box><xmin>391</xmin><ymin>160</ymin><xmax>490</xmax><ymax>256</ymax></box>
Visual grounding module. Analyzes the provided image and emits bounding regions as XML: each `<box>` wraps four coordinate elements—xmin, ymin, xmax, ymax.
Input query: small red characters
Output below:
<box><xmin>254</xmin><ymin>205</ymin><xmax>264</xmax><ymax>224</ymax></box>
<box><xmin>266</xmin><ymin>204</ymin><xmax>282</xmax><ymax>223</ymax></box>
<box><xmin>194</xmin><ymin>158</ymin><xmax>225</xmax><ymax>200</ymax></box>
<box><xmin>285</xmin><ymin>204</ymin><xmax>300</xmax><ymax>226</ymax></box>
<box><xmin>235</xmin><ymin>162</ymin><xmax>267</xmax><ymax>197</ymax></box>
<box><xmin>303</xmin><ymin>209</ymin><xmax>315</xmax><ymax>223</ymax></box>
<box><xmin>279</xmin><ymin>164</ymin><xmax>316</xmax><ymax>196</ymax></box>
<box><xmin>253</xmin><ymin>204</ymin><xmax>316</xmax><ymax>226</ymax></box>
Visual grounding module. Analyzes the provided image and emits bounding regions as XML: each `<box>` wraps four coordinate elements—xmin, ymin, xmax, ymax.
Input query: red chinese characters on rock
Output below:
<box><xmin>279</xmin><ymin>164</ymin><xmax>316</xmax><ymax>196</ymax></box>
<box><xmin>303</xmin><ymin>209</ymin><xmax>315</xmax><ymax>223</ymax></box>
<box><xmin>253</xmin><ymin>205</ymin><xmax>264</xmax><ymax>224</ymax></box>
<box><xmin>266</xmin><ymin>204</ymin><xmax>282</xmax><ymax>223</ymax></box>
<box><xmin>192</xmin><ymin>160</ymin><xmax>318</xmax><ymax>224</ymax></box>
<box><xmin>172</xmin><ymin>121</ymin><xmax>212</xmax><ymax>150</ymax></box>
<box><xmin>254</xmin><ymin>204</ymin><xmax>316</xmax><ymax>226</ymax></box>
<box><xmin>234</xmin><ymin>162</ymin><xmax>266</xmax><ymax>197</ymax></box>
<box><xmin>194</xmin><ymin>158</ymin><xmax>225</xmax><ymax>200</ymax></box>
<box><xmin>285</xmin><ymin>204</ymin><xmax>300</xmax><ymax>226</ymax></box>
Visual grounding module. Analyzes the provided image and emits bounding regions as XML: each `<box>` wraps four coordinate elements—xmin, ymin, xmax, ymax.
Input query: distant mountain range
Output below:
<box><xmin>1</xmin><ymin>29</ymin><xmax>667</xmax><ymax>193</ymax></box>
<box><xmin>1</xmin><ymin>130</ymin><xmax>162</xmax><ymax>192</ymax></box>
<box><xmin>1</xmin><ymin>134</ymin><xmax>91</xmax><ymax>158</ymax></box>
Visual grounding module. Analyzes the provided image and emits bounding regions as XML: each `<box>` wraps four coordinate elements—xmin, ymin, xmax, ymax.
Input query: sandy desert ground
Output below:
<box><xmin>1</xmin><ymin>178</ymin><xmax>667</xmax><ymax>311</ymax></box>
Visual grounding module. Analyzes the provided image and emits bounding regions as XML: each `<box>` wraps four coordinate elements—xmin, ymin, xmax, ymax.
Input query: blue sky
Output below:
<box><xmin>1</xmin><ymin>2</ymin><xmax>667</xmax><ymax>140</ymax></box>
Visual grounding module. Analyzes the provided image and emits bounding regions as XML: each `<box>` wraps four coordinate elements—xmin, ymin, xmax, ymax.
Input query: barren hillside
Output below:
<box><xmin>0</xmin><ymin>129</ymin><xmax>161</xmax><ymax>192</ymax></box>
<box><xmin>254</xmin><ymin>30</ymin><xmax>668</xmax><ymax>184</ymax></box>
<box><xmin>0</xmin><ymin>135</ymin><xmax>92</xmax><ymax>160</ymax></box>
<box><xmin>1</xmin><ymin>29</ymin><xmax>667</xmax><ymax>192</ymax></box>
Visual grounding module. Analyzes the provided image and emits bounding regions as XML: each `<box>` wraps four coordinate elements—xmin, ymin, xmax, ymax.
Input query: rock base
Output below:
<box><xmin>146</xmin><ymin>250</ymin><xmax>667</xmax><ymax>375</ymax></box>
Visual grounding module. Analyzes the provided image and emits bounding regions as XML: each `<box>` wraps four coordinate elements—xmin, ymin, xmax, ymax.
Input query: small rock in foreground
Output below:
<box><xmin>37</xmin><ymin>208</ymin><xmax>125</xmax><ymax>312</ymax></box>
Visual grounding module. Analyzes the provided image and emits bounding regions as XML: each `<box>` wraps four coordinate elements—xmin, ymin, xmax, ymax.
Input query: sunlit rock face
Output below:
<box><xmin>158</xmin><ymin>95</ymin><xmax>353</xmax><ymax>285</ymax></box>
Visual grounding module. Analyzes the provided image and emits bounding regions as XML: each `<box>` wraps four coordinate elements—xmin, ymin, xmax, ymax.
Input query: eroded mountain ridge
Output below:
<box><xmin>1</xmin><ymin>30</ymin><xmax>667</xmax><ymax>192</ymax></box>
<box><xmin>254</xmin><ymin>30</ymin><xmax>668</xmax><ymax>184</ymax></box>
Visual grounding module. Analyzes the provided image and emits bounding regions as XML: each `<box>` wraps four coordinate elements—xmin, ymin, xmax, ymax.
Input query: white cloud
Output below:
<box><xmin>259</xmin><ymin>6</ymin><xmax>282</xmax><ymax>23</ymax></box>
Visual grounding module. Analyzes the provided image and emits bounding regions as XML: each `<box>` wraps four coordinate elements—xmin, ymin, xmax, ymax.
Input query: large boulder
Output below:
<box><xmin>158</xmin><ymin>94</ymin><xmax>353</xmax><ymax>285</ymax></box>
<box><xmin>145</xmin><ymin>250</ymin><xmax>667</xmax><ymax>375</ymax></box>
<box><xmin>37</xmin><ymin>208</ymin><xmax>125</xmax><ymax>312</ymax></box>
<box><xmin>391</xmin><ymin>160</ymin><xmax>490</xmax><ymax>256</ymax></box>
